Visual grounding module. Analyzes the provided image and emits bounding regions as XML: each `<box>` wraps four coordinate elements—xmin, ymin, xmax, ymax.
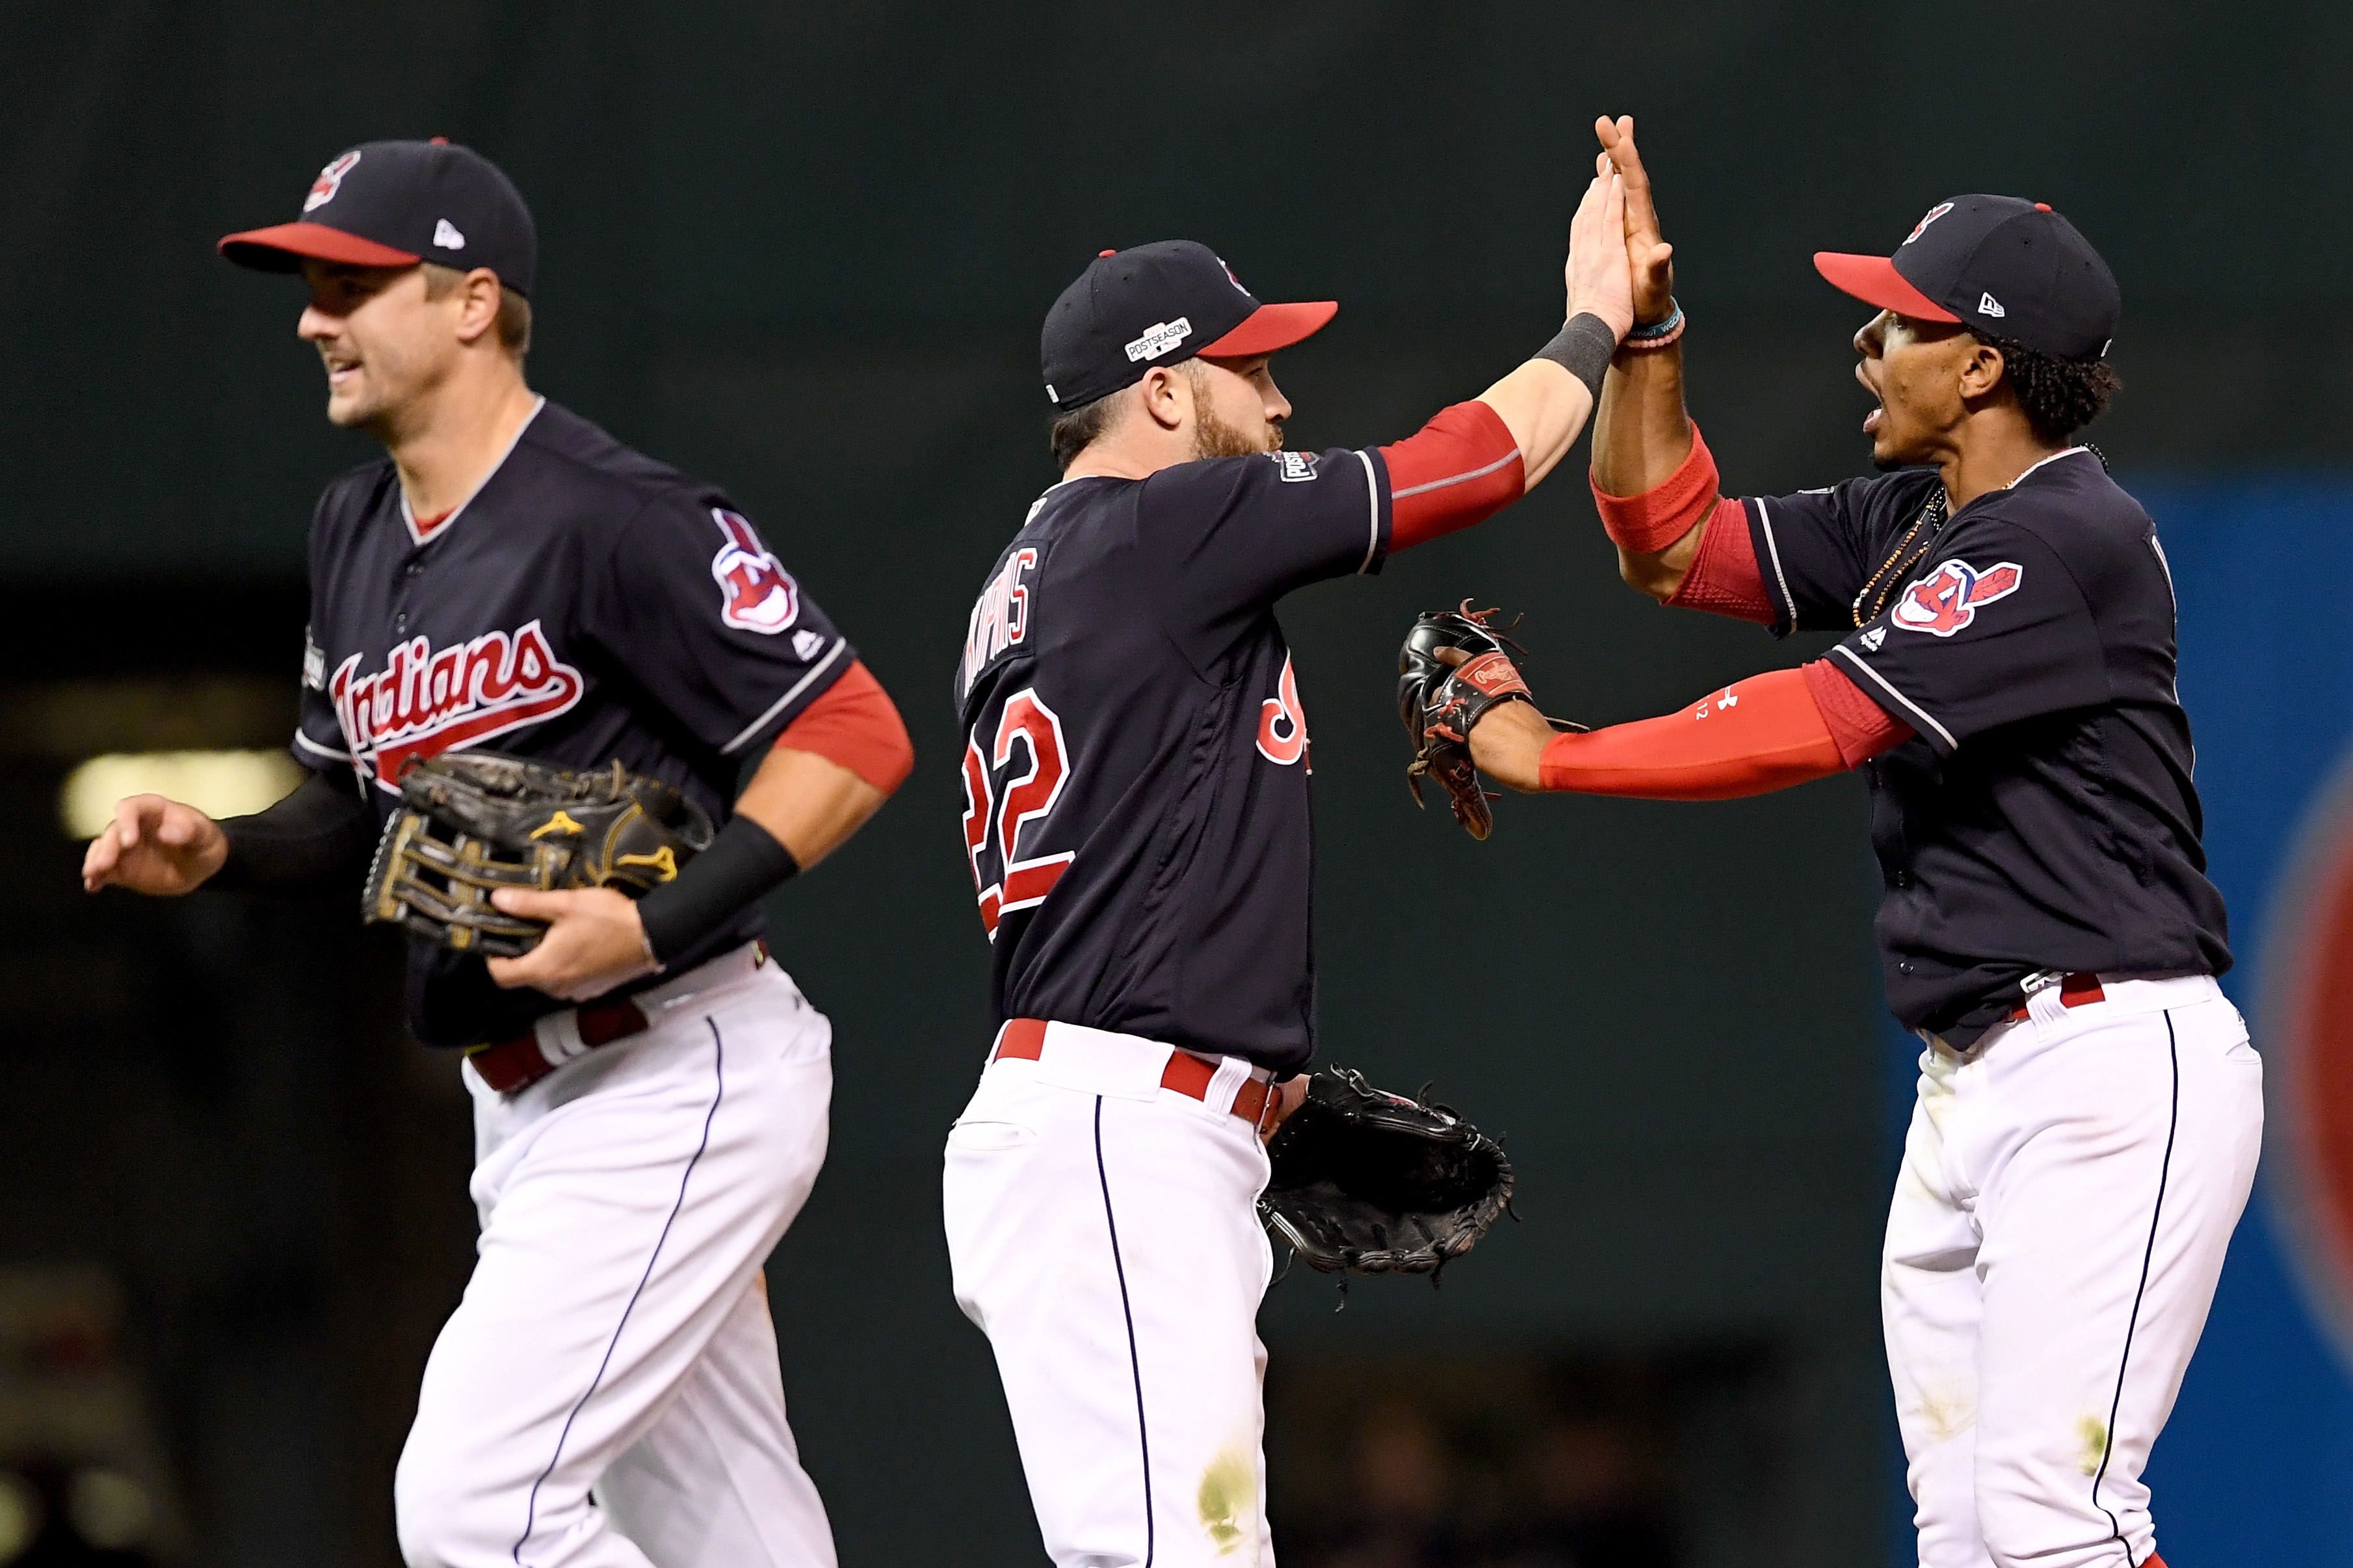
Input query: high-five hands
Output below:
<box><xmin>1595</xmin><ymin>116</ymin><xmax>1676</xmax><ymax>325</ymax></box>
<box><xmin>1566</xmin><ymin>166</ymin><xmax>1637</xmax><ymax>342</ymax></box>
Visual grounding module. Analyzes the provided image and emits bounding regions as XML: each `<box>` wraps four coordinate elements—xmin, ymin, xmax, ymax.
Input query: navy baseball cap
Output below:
<box><xmin>219</xmin><ymin>139</ymin><xmax>538</xmax><ymax>297</ymax></box>
<box><xmin>1040</xmin><ymin>241</ymin><xmax>1336</xmax><ymax>408</ymax></box>
<box><xmin>1815</xmin><ymin>195</ymin><xmax>2118</xmax><ymax>361</ymax></box>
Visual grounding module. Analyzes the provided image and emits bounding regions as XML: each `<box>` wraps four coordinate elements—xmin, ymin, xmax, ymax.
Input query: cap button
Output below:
<box><xmin>430</xmin><ymin>136</ymin><xmax>450</xmax><ymax>146</ymax></box>
<box><xmin>1098</xmin><ymin>248</ymin><xmax>1117</xmax><ymax>258</ymax></box>
<box><xmin>2034</xmin><ymin>202</ymin><xmax>2051</xmax><ymax>212</ymax></box>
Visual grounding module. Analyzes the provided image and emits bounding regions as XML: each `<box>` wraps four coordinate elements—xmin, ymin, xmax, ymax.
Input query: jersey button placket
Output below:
<box><xmin>395</xmin><ymin>553</ymin><xmax>425</xmax><ymax>634</ymax></box>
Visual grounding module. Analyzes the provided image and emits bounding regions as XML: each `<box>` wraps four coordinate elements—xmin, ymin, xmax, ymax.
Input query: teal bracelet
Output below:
<box><xmin>1625</xmin><ymin>300</ymin><xmax>1683</xmax><ymax>340</ymax></box>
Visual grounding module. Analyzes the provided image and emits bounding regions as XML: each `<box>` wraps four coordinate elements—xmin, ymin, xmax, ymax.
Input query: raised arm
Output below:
<box><xmin>1589</xmin><ymin>116</ymin><xmax>1721</xmax><ymax>603</ymax></box>
<box><xmin>1479</xmin><ymin>167</ymin><xmax>1637</xmax><ymax>484</ymax></box>
<box><xmin>1375</xmin><ymin>169</ymin><xmax>1635</xmax><ymax>555</ymax></box>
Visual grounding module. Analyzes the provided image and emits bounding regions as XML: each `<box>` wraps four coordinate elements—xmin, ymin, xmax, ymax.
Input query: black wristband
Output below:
<box><xmin>1538</xmin><ymin>312</ymin><xmax>1618</xmax><ymax>403</ymax></box>
<box><xmin>635</xmin><ymin>811</ymin><xmax>800</xmax><ymax>967</ymax></box>
<box><xmin>209</xmin><ymin>770</ymin><xmax>378</xmax><ymax>895</ymax></box>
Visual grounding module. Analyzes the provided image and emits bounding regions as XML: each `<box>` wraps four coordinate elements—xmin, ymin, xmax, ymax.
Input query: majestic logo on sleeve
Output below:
<box><xmin>709</xmin><ymin>509</ymin><xmax>800</xmax><ymax>634</ymax></box>
<box><xmin>330</xmin><ymin>620</ymin><xmax>585</xmax><ymax>789</ymax></box>
<box><xmin>304</xmin><ymin>151</ymin><xmax>361</xmax><ymax>211</ymax></box>
<box><xmin>1891</xmin><ymin>558</ymin><xmax>2024</xmax><ymax>637</ymax></box>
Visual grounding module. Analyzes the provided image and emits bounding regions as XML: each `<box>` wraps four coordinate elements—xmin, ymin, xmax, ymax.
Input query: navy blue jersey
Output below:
<box><xmin>954</xmin><ymin>447</ymin><xmax>1392</xmax><ymax>1071</ymax></box>
<box><xmin>1744</xmin><ymin>447</ymin><xmax>2230</xmax><ymax>1038</ymax></box>
<box><xmin>296</xmin><ymin>399</ymin><xmax>854</xmax><ymax>1047</ymax></box>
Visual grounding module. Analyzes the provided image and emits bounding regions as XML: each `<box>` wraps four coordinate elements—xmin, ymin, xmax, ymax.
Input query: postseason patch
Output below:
<box><xmin>1272</xmin><ymin>451</ymin><xmax>1319</xmax><ymax>483</ymax></box>
<box><xmin>1124</xmin><ymin>317</ymin><xmax>1192</xmax><ymax>363</ymax></box>
<box><xmin>1892</xmin><ymin>558</ymin><xmax>2023</xmax><ymax>637</ymax></box>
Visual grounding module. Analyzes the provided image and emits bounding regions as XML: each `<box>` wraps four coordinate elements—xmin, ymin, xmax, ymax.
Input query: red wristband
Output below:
<box><xmin>1590</xmin><ymin>422</ymin><xmax>1718</xmax><ymax>555</ymax></box>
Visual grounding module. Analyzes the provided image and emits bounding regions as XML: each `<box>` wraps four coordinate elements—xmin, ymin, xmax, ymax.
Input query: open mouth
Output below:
<box><xmin>322</xmin><ymin>352</ymin><xmax>361</xmax><ymax>390</ymax></box>
<box><xmin>1855</xmin><ymin>362</ymin><xmax>1884</xmax><ymax>436</ymax></box>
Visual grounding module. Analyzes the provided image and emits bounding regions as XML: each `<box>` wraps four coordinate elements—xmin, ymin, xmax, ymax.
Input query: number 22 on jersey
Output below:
<box><xmin>962</xmin><ymin>688</ymin><xmax>1075</xmax><ymax>937</ymax></box>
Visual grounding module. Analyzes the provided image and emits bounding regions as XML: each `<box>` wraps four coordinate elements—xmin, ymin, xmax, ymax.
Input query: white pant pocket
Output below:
<box><xmin>946</xmin><ymin>1119</ymin><xmax>1040</xmax><ymax>1153</ymax></box>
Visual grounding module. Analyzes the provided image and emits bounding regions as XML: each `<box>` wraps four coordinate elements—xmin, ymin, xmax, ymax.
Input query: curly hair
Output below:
<box><xmin>1975</xmin><ymin>330</ymin><xmax>2120</xmax><ymax>444</ymax></box>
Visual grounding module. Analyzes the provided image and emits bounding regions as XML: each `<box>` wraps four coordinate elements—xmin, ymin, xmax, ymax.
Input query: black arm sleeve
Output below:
<box><xmin>208</xmin><ymin>769</ymin><xmax>379</xmax><ymax>896</ymax></box>
<box><xmin>635</xmin><ymin>812</ymin><xmax>800</xmax><ymax>967</ymax></box>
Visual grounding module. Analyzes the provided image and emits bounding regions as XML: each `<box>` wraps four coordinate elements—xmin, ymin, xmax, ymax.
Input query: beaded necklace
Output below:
<box><xmin>1847</xmin><ymin>444</ymin><xmax>2105</xmax><ymax>629</ymax></box>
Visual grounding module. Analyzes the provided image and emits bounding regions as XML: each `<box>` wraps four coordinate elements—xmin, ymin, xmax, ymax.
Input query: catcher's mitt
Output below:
<box><xmin>1398</xmin><ymin>602</ymin><xmax>1582</xmax><ymax>840</ymax></box>
<box><xmin>362</xmin><ymin>752</ymin><xmax>716</xmax><ymax>956</ymax></box>
<box><xmin>1259</xmin><ymin>1067</ymin><xmax>1514</xmax><ymax>1283</ymax></box>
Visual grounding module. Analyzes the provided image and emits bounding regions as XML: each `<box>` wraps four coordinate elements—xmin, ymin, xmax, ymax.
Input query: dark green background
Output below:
<box><xmin>4</xmin><ymin>3</ymin><xmax>2344</xmax><ymax>1563</ymax></box>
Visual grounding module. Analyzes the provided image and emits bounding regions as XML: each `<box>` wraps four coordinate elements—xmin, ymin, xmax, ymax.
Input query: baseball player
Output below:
<box><xmin>942</xmin><ymin>172</ymin><xmax>1636</xmax><ymax>1565</ymax></box>
<box><xmin>79</xmin><ymin>139</ymin><xmax>914</xmax><ymax>1568</ymax></box>
<box><xmin>1425</xmin><ymin>118</ymin><xmax>2255</xmax><ymax>1567</ymax></box>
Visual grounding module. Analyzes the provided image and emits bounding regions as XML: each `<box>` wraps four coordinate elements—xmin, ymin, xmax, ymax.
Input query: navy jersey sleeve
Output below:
<box><xmin>1134</xmin><ymin>447</ymin><xmax>1391</xmax><ymax>667</ymax></box>
<box><xmin>293</xmin><ymin>621</ymin><xmax>357</xmax><ymax>776</ymax></box>
<box><xmin>1744</xmin><ymin>470</ymin><xmax>1942</xmax><ymax>636</ymax></box>
<box><xmin>583</xmin><ymin>492</ymin><xmax>857</xmax><ymax>759</ymax></box>
<box><xmin>1826</xmin><ymin>517</ymin><xmax>2108</xmax><ymax>756</ymax></box>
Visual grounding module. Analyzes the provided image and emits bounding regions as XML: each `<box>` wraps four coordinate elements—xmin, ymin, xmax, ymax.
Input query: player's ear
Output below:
<box><xmin>1957</xmin><ymin>336</ymin><xmax>2008</xmax><ymax>402</ymax></box>
<box><xmin>453</xmin><ymin>269</ymin><xmax>505</xmax><ymax>348</ymax></box>
<box><xmin>1138</xmin><ymin>366</ymin><xmax>1189</xmax><ymax>433</ymax></box>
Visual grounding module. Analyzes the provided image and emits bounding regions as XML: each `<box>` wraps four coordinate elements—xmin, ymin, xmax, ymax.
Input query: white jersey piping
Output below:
<box><xmin>721</xmin><ymin>636</ymin><xmax>848</xmax><ymax>756</ymax></box>
<box><xmin>1753</xmin><ymin>497</ymin><xmax>1798</xmax><ymax>628</ymax></box>
<box><xmin>1833</xmin><ymin>644</ymin><xmax>1957</xmax><ymax>751</ymax></box>
<box><xmin>1352</xmin><ymin>449</ymin><xmax>1381</xmax><ymax>574</ymax></box>
<box><xmin>398</xmin><ymin>395</ymin><xmax>548</xmax><ymax>549</ymax></box>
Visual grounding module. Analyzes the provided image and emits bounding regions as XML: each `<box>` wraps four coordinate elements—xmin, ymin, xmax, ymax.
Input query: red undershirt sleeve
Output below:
<box><xmin>1534</xmin><ymin>661</ymin><xmax>1910</xmax><ymax>799</ymax></box>
<box><xmin>1379</xmin><ymin>400</ymin><xmax>1526</xmax><ymax>552</ymax></box>
<box><xmin>1804</xmin><ymin>657</ymin><xmax>1914</xmax><ymax>767</ymax></box>
<box><xmin>772</xmin><ymin>659</ymin><xmax>914</xmax><ymax>794</ymax></box>
<box><xmin>1666</xmin><ymin>498</ymin><xmax>1774</xmax><ymax>623</ymax></box>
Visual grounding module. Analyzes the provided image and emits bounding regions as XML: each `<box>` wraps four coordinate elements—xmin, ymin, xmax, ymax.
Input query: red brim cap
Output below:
<box><xmin>218</xmin><ymin>221</ymin><xmax>421</xmax><ymax>272</ymax></box>
<box><xmin>1813</xmin><ymin>253</ymin><xmax>1959</xmax><ymax>324</ymax></box>
<box><xmin>1200</xmin><ymin>300</ymin><xmax>1338</xmax><ymax>358</ymax></box>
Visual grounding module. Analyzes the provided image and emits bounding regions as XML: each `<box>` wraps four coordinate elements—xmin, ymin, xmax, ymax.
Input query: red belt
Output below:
<box><xmin>2010</xmin><ymin>972</ymin><xmax>2105</xmax><ymax>1022</ymax></box>
<box><xmin>992</xmin><ymin>1018</ymin><xmax>1275</xmax><ymax>1129</ymax></box>
<box><xmin>467</xmin><ymin>995</ymin><xmax>651</xmax><ymax>1093</ymax></box>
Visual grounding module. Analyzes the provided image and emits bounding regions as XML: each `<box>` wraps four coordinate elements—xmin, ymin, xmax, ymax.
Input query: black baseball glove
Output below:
<box><xmin>1259</xmin><ymin>1067</ymin><xmax>1514</xmax><ymax>1281</ymax></box>
<box><xmin>1398</xmin><ymin>602</ymin><xmax>1581</xmax><ymax>839</ymax></box>
<box><xmin>362</xmin><ymin>752</ymin><xmax>716</xmax><ymax>956</ymax></box>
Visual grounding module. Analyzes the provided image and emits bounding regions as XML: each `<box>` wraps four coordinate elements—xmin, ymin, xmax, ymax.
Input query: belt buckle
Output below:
<box><xmin>1253</xmin><ymin>1072</ymin><xmax>1285</xmax><ymax>1140</ymax></box>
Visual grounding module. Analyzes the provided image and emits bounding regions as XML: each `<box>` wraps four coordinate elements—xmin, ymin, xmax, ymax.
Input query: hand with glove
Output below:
<box><xmin>1259</xmin><ymin>1066</ymin><xmax>1514</xmax><ymax>1281</ymax></box>
<box><xmin>1397</xmin><ymin>603</ymin><xmax>1581</xmax><ymax>838</ymax></box>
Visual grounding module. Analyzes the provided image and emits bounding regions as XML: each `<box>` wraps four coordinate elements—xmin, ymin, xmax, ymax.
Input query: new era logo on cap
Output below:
<box><xmin>1978</xmin><ymin>292</ymin><xmax>2006</xmax><ymax>318</ymax></box>
<box><xmin>433</xmin><ymin>218</ymin><xmax>466</xmax><ymax>250</ymax></box>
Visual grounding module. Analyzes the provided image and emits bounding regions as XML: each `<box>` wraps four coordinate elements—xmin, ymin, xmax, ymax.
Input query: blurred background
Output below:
<box><xmin>5</xmin><ymin>2</ymin><xmax>2352</xmax><ymax>1563</ymax></box>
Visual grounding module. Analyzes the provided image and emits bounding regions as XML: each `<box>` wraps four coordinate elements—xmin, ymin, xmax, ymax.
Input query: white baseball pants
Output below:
<box><xmin>395</xmin><ymin>945</ymin><xmax>838</xmax><ymax>1568</ymax></box>
<box><xmin>1886</xmin><ymin>973</ymin><xmax>2261</xmax><ymax>1568</ymax></box>
<box><xmin>943</xmin><ymin>1024</ymin><xmax>1278</xmax><ymax>1567</ymax></box>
